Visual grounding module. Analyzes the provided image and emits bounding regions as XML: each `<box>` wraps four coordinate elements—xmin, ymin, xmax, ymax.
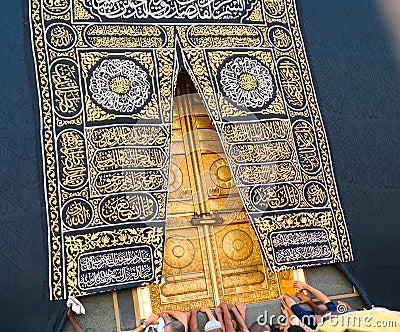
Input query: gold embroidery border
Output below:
<box><xmin>29</xmin><ymin>0</ymin><xmax>353</xmax><ymax>300</ymax></box>
<box><xmin>64</xmin><ymin>227</ymin><xmax>164</xmax><ymax>296</ymax></box>
<box><xmin>30</xmin><ymin>0</ymin><xmax>64</xmax><ymax>299</ymax></box>
<box><xmin>286</xmin><ymin>0</ymin><xmax>353</xmax><ymax>262</ymax></box>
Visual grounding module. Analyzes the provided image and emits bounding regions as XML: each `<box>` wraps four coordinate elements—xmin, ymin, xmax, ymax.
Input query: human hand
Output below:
<box><xmin>215</xmin><ymin>306</ymin><xmax>223</xmax><ymax>315</ymax></box>
<box><xmin>160</xmin><ymin>312</ymin><xmax>172</xmax><ymax>324</ymax></box>
<box><xmin>281</xmin><ymin>299</ymin><xmax>290</xmax><ymax>311</ymax></box>
<box><xmin>67</xmin><ymin>304</ymin><xmax>74</xmax><ymax>320</ymax></box>
<box><xmin>235</xmin><ymin>303</ymin><xmax>246</xmax><ymax>317</ymax></box>
<box><xmin>146</xmin><ymin>313</ymin><xmax>160</xmax><ymax>325</ymax></box>
<box><xmin>293</xmin><ymin>281</ymin><xmax>308</xmax><ymax>291</ymax></box>
<box><xmin>199</xmin><ymin>306</ymin><xmax>209</xmax><ymax>313</ymax></box>
<box><xmin>281</xmin><ymin>307</ymin><xmax>289</xmax><ymax>318</ymax></box>
<box><xmin>296</xmin><ymin>291</ymin><xmax>311</xmax><ymax>304</ymax></box>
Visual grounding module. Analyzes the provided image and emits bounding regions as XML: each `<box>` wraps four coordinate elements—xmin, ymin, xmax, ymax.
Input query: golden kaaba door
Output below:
<box><xmin>149</xmin><ymin>71</ymin><xmax>294</xmax><ymax>311</ymax></box>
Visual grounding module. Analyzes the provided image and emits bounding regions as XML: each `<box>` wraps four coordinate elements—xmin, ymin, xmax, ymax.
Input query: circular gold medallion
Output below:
<box><xmin>109</xmin><ymin>76</ymin><xmax>131</xmax><ymax>94</ymax></box>
<box><xmin>164</xmin><ymin>236</ymin><xmax>195</xmax><ymax>269</ymax></box>
<box><xmin>238</xmin><ymin>73</ymin><xmax>258</xmax><ymax>91</ymax></box>
<box><xmin>210</xmin><ymin>158</ymin><xmax>234</xmax><ymax>189</ymax></box>
<box><xmin>222</xmin><ymin>230</ymin><xmax>253</xmax><ymax>261</ymax></box>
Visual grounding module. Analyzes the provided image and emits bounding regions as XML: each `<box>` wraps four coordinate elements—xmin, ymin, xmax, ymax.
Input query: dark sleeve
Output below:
<box><xmin>291</xmin><ymin>304</ymin><xmax>317</xmax><ymax>329</ymax></box>
<box><xmin>290</xmin><ymin>304</ymin><xmax>313</xmax><ymax>318</ymax></box>
<box><xmin>325</xmin><ymin>302</ymin><xmax>337</xmax><ymax>312</ymax></box>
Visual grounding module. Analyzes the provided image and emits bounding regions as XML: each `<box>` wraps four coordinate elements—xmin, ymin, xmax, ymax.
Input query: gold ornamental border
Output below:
<box><xmin>30</xmin><ymin>0</ymin><xmax>353</xmax><ymax>299</ymax></box>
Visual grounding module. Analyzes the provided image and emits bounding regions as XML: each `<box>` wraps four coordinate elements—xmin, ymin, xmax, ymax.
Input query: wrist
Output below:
<box><xmin>145</xmin><ymin>318</ymin><xmax>155</xmax><ymax>326</ymax></box>
<box><xmin>141</xmin><ymin>319</ymin><xmax>150</xmax><ymax>329</ymax></box>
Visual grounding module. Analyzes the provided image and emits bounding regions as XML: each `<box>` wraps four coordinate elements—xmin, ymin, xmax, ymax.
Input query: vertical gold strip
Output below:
<box><xmin>293</xmin><ymin>268</ymin><xmax>306</xmax><ymax>295</ymax></box>
<box><xmin>176</xmin><ymin>76</ymin><xmax>220</xmax><ymax>306</ymax></box>
<box><xmin>277</xmin><ymin>269</ymin><xmax>304</xmax><ymax>296</ymax></box>
<box><xmin>277</xmin><ymin>270</ymin><xmax>296</xmax><ymax>297</ymax></box>
<box><xmin>293</xmin><ymin>268</ymin><xmax>306</xmax><ymax>282</ymax></box>
<box><xmin>132</xmin><ymin>288</ymin><xmax>141</xmax><ymax>327</ymax></box>
<box><xmin>112</xmin><ymin>291</ymin><xmax>122</xmax><ymax>332</ymax></box>
<box><xmin>176</xmin><ymin>78</ymin><xmax>210</xmax><ymax>216</ymax></box>
<box><xmin>182</xmin><ymin>110</ymin><xmax>208</xmax><ymax>214</ymax></box>
<box><xmin>136</xmin><ymin>287</ymin><xmax>153</xmax><ymax>319</ymax></box>
<box><xmin>203</xmin><ymin>225</ymin><xmax>221</xmax><ymax>306</ymax></box>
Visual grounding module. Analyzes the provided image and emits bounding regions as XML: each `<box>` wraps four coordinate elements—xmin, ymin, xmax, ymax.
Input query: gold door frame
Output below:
<box><xmin>147</xmin><ymin>71</ymin><xmax>297</xmax><ymax>312</ymax></box>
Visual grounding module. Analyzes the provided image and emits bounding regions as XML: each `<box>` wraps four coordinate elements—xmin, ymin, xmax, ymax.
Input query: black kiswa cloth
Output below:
<box><xmin>30</xmin><ymin>0</ymin><xmax>360</xmax><ymax>301</ymax></box>
<box><xmin>0</xmin><ymin>1</ymin><xmax>65</xmax><ymax>330</ymax></box>
<box><xmin>297</xmin><ymin>0</ymin><xmax>400</xmax><ymax>310</ymax></box>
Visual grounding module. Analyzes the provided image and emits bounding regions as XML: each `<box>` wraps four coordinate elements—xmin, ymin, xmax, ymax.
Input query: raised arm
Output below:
<box><xmin>132</xmin><ymin>313</ymin><xmax>160</xmax><ymax>332</ymax></box>
<box><xmin>189</xmin><ymin>308</ymin><xmax>201</xmax><ymax>332</ymax></box>
<box><xmin>199</xmin><ymin>306</ymin><xmax>217</xmax><ymax>321</ymax></box>
<box><xmin>221</xmin><ymin>303</ymin><xmax>235</xmax><ymax>332</ymax></box>
<box><xmin>67</xmin><ymin>305</ymin><xmax>84</xmax><ymax>332</ymax></box>
<box><xmin>294</xmin><ymin>281</ymin><xmax>331</xmax><ymax>304</ymax></box>
<box><xmin>296</xmin><ymin>291</ymin><xmax>317</xmax><ymax>310</ymax></box>
<box><xmin>227</xmin><ymin>304</ymin><xmax>248</xmax><ymax>332</ymax></box>
<box><xmin>214</xmin><ymin>307</ymin><xmax>226</xmax><ymax>332</ymax></box>
<box><xmin>280</xmin><ymin>306</ymin><xmax>292</xmax><ymax>332</ymax></box>
<box><xmin>281</xmin><ymin>294</ymin><xmax>298</xmax><ymax>308</ymax></box>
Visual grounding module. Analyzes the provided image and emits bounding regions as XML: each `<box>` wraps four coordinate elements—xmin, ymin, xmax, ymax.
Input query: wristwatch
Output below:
<box><xmin>141</xmin><ymin>321</ymin><xmax>147</xmax><ymax>329</ymax></box>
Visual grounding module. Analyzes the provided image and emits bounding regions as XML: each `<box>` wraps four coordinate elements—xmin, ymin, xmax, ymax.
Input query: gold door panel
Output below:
<box><xmin>213</xmin><ymin>221</ymin><xmax>280</xmax><ymax>303</ymax></box>
<box><xmin>160</xmin><ymin>225</ymin><xmax>210</xmax><ymax>300</ymax></box>
<box><xmin>149</xmin><ymin>70</ymin><xmax>294</xmax><ymax>312</ymax></box>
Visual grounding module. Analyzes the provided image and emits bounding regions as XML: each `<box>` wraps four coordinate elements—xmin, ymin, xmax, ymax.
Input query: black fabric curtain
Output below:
<box><xmin>0</xmin><ymin>1</ymin><xmax>66</xmax><ymax>331</ymax></box>
<box><xmin>297</xmin><ymin>0</ymin><xmax>400</xmax><ymax>310</ymax></box>
<box><xmin>0</xmin><ymin>1</ymin><xmax>399</xmax><ymax>331</ymax></box>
